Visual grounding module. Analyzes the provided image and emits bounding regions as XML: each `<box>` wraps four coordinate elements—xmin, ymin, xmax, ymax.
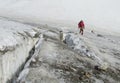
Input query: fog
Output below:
<box><xmin>0</xmin><ymin>0</ymin><xmax>120</xmax><ymax>32</ymax></box>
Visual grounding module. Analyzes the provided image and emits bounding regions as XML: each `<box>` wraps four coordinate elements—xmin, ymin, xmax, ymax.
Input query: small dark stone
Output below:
<box><xmin>97</xmin><ymin>34</ymin><xmax>104</xmax><ymax>37</ymax></box>
<box><xmin>63</xmin><ymin>40</ymin><xmax>66</xmax><ymax>44</ymax></box>
<box><xmin>94</xmin><ymin>65</ymin><xmax>102</xmax><ymax>71</ymax></box>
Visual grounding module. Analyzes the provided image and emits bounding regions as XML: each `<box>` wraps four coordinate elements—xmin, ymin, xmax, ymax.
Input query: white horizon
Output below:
<box><xmin>0</xmin><ymin>0</ymin><xmax>120</xmax><ymax>33</ymax></box>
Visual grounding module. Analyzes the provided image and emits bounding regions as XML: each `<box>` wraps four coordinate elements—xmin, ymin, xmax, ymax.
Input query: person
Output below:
<box><xmin>78</xmin><ymin>20</ymin><xmax>85</xmax><ymax>35</ymax></box>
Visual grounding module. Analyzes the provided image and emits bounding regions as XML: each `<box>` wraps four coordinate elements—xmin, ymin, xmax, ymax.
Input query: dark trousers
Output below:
<box><xmin>79</xmin><ymin>28</ymin><xmax>84</xmax><ymax>35</ymax></box>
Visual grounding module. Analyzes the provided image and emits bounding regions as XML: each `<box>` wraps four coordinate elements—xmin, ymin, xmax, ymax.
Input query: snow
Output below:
<box><xmin>16</xmin><ymin>68</ymin><xmax>29</xmax><ymax>83</ymax></box>
<box><xmin>17</xmin><ymin>34</ymin><xmax>43</xmax><ymax>82</ymax></box>
<box><xmin>0</xmin><ymin>17</ymin><xmax>38</xmax><ymax>52</ymax></box>
<box><xmin>0</xmin><ymin>18</ymin><xmax>41</xmax><ymax>83</ymax></box>
<box><xmin>64</xmin><ymin>33</ymin><xmax>103</xmax><ymax>65</ymax></box>
<box><xmin>24</xmin><ymin>34</ymin><xmax>43</xmax><ymax>69</ymax></box>
<box><xmin>0</xmin><ymin>0</ymin><xmax>120</xmax><ymax>34</ymax></box>
<box><xmin>21</xmin><ymin>25</ymin><xmax>120</xmax><ymax>83</ymax></box>
<box><xmin>0</xmin><ymin>0</ymin><xmax>119</xmax><ymax>82</ymax></box>
<box><xmin>0</xmin><ymin>17</ymin><xmax>118</xmax><ymax>83</ymax></box>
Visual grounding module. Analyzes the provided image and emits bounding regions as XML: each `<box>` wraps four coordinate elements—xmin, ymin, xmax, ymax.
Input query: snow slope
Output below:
<box><xmin>0</xmin><ymin>0</ymin><xmax>120</xmax><ymax>33</ymax></box>
<box><xmin>0</xmin><ymin>18</ymin><xmax>41</xmax><ymax>83</ymax></box>
<box><xmin>19</xmin><ymin>24</ymin><xmax>120</xmax><ymax>83</ymax></box>
<box><xmin>0</xmin><ymin>16</ymin><xmax>119</xmax><ymax>83</ymax></box>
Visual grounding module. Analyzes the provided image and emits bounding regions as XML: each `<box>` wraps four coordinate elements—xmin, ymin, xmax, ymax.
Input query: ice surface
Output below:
<box><xmin>0</xmin><ymin>18</ymin><xmax>38</xmax><ymax>52</ymax></box>
<box><xmin>0</xmin><ymin>18</ymin><xmax>41</xmax><ymax>83</ymax></box>
<box><xmin>22</xmin><ymin>26</ymin><xmax>120</xmax><ymax>83</ymax></box>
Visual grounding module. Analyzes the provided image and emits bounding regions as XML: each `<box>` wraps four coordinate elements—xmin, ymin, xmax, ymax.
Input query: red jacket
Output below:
<box><xmin>78</xmin><ymin>21</ymin><xmax>85</xmax><ymax>28</ymax></box>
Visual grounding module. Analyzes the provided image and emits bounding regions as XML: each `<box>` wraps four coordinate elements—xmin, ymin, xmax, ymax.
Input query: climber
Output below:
<box><xmin>78</xmin><ymin>20</ymin><xmax>85</xmax><ymax>35</ymax></box>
